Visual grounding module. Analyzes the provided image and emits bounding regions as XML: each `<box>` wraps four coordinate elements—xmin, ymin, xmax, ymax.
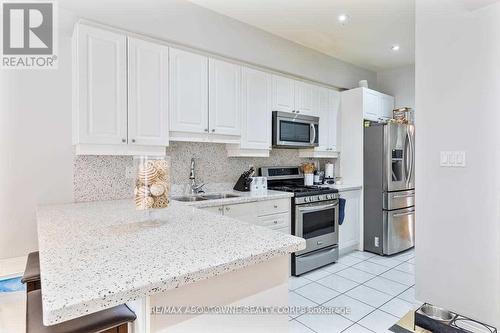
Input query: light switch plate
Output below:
<box><xmin>440</xmin><ymin>151</ymin><xmax>466</xmax><ymax>167</ymax></box>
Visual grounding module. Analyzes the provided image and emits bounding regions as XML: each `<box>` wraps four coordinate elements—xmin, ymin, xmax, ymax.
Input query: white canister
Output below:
<box><xmin>304</xmin><ymin>173</ymin><xmax>314</xmax><ymax>186</ymax></box>
<box><xmin>325</xmin><ymin>163</ymin><xmax>334</xmax><ymax>179</ymax></box>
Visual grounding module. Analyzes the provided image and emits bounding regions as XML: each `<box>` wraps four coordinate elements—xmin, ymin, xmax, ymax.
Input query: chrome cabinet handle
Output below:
<box><xmin>211</xmin><ymin>129</ymin><xmax>215</xmax><ymax>133</ymax></box>
<box><xmin>204</xmin><ymin>128</ymin><xmax>209</xmax><ymax>132</ymax></box>
<box><xmin>273</xmin><ymin>204</ymin><xmax>278</xmax><ymax>208</ymax></box>
<box><xmin>273</xmin><ymin>220</ymin><xmax>278</xmax><ymax>224</ymax></box>
<box><xmin>296</xmin><ymin>110</ymin><xmax>300</xmax><ymax>114</ymax></box>
<box><xmin>218</xmin><ymin>207</ymin><xmax>223</xmax><ymax>212</ymax></box>
<box><xmin>225</xmin><ymin>207</ymin><xmax>230</xmax><ymax>211</ymax></box>
<box><xmin>132</xmin><ymin>139</ymin><xmax>136</xmax><ymax>143</ymax></box>
<box><xmin>122</xmin><ymin>139</ymin><xmax>126</xmax><ymax>143</ymax></box>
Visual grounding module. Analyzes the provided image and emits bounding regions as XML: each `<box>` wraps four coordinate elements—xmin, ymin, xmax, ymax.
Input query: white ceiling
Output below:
<box><xmin>188</xmin><ymin>0</ymin><xmax>415</xmax><ymax>71</ymax></box>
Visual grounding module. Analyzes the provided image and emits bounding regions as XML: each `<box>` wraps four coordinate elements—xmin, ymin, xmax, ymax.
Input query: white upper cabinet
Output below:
<box><xmin>75</xmin><ymin>24</ymin><xmax>127</xmax><ymax>145</ymax></box>
<box><xmin>169</xmin><ymin>48</ymin><xmax>209</xmax><ymax>134</ymax></box>
<box><xmin>380</xmin><ymin>94</ymin><xmax>395</xmax><ymax>119</ymax></box>
<box><xmin>300</xmin><ymin>87</ymin><xmax>339</xmax><ymax>157</ymax></box>
<box><xmin>127</xmin><ymin>38</ymin><xmax>169</xmax><ymax>146</ymax></box>
<box><xmin>362</xmin><ymin>88</ymin><xmax>394</xmax><ymax>122</ymax></box>
<box><xmin>327</xmin><ymin>90</ymin><xmax>341</xmax><ymax>151</ymax></box>
<box><xmin>294</xmin><ymin>81</ymin><xmax>316</xmax><ymax>115</ymax></box>
<box><xmin>272</xmin><ymin>75</ymin><xmax>319</xmax><ymax>116</ymax></box>
<box><xmin>272</xmin><ymin>75</ymin><xmax>295</xmax><ymax>112</ymax></box>
<box><xmin>209</xmin><ymin>59</ymin><xmax>241</xmax><ymax>136</ymax></box>
<box><xmin>240</xmin><ymin>67</ymin><xmax>272</xmax><ymax>150</ymax></box>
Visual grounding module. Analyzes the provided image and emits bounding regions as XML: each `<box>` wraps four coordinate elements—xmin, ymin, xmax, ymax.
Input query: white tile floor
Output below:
<box><xmin>1</xmin><ymin>250</ymin><xmax>417</xmax><ymax>333</ymax></box>
<box><xmin>289</xmin><ymin>249</ymin><xmax>418</xmax><ymax>333</ymax></box>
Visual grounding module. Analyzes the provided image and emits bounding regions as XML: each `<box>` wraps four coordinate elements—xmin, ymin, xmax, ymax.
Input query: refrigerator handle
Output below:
<box><xmin>404</xmin><ymin>128</ymin><xmax>411</xmax><ymax>185</ymax></box>
<box><xmin>408</xmin><ymin>127</ymin><xmax>414</xmax><ymax>185</ymax></box>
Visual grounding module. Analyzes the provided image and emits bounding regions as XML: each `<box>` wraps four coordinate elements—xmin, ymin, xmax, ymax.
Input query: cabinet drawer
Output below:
<box><xmin>256</xmin><ymin>213</ymin><xmax>289</xmax><ymax>230</ymax></box>
<box><xmin>224</xmin><ymin>198</ymin><xmax>290</xmax><ymax>218</ymax></box>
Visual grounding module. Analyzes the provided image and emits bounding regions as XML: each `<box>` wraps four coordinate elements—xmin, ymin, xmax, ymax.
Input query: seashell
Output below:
<box><xmin>137</xmin><ymin>162</ymin><xmax>159</xmax><ymax>184</ymax></box>
<box><xmin>134</xmin><ymin>185</ymin><xmax>150</xmax><ymax>198</ymax></box>
<box><xmin>153</xmin><ymin>160</ymin><xmax>169</xmax><ymax>176</ymax></box>
<box><xmin>150</xmin><ymin>183</ymin><xmax>165</xmax><ymax>197</ymax></box>
<box><xmin>135</xmin><ymin>195</ymin><xmax>154</xmax><ymax>210</ymax></box>
<box><xmin>153</xmin><ymin>195</ymin><xmax>169</xmax><ymax>209</ymax></box>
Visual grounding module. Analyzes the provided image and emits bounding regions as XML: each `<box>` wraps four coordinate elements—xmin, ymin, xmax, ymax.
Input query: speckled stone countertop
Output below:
<box><xmin>177</xmin><ymin>190</ymin><xmax>294</xmax><ymax>208</ymax></box>
<box><xmin>36</xmin><ymin>199</ymin><xmax>305</xmax><ymax>325</ymax></box>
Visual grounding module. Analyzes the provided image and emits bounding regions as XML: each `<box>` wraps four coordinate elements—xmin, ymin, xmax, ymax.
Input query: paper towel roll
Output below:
<box><xmin>325</xmin><ymin>163</ymin><xmax>334</xmax><ymax>179</ymax></box>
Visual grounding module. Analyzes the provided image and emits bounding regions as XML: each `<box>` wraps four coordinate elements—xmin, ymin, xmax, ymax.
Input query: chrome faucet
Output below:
<box><xmin>189</xmin><ymin>157</ymin><xmax>205</xmax><ymax>195</ymax></box>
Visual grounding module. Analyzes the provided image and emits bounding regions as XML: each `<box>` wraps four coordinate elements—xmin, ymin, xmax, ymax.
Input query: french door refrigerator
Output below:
<box><xmin>364</xmin><ymin>122</ymin><xmax>415</xmax><ymax>255</ymax></box>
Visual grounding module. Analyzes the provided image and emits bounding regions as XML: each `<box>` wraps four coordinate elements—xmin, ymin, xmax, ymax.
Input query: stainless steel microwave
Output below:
<box><xmin>272</xmin><ymin>111</ymin><xmax>319</xmax><ymax>148</ymax></box>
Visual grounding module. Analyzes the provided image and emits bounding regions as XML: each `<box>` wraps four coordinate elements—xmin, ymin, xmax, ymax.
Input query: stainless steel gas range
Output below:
<box><xmin>260</xmin><ymin>166</ymin><xmax>339</xmax><ymax>276</ymax></box>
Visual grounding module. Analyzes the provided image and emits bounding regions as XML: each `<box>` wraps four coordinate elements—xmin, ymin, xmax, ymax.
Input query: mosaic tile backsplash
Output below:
<box><xmin>74</xmin><ymin>142</ymin><xmax>336</xmax><ymax>202</ymax></box>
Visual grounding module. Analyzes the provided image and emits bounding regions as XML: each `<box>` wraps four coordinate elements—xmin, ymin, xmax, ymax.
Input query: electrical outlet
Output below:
<box><xmin>374</xmin><ymin>237</ymin><xmax>379</xmax><ymax>247</ymax></box>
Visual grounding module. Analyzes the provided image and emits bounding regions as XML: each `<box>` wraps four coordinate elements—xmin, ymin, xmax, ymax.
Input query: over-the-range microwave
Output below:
<box><xmin>272</xmin><ymin>111</ymin><xmax>319</xmax><ymax>148</ymax></box>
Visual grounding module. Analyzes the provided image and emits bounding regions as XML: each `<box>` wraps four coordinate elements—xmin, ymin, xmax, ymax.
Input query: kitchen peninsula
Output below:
<box><xmin>36</xmin><ymin>199</ymin><xmax>305</xmax><ymax>333</ymax></box>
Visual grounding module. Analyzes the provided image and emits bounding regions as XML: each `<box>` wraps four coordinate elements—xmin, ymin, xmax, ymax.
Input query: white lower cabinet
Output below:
<box><xmin>201</xmin><ymin>198</ymin><xmax>291</xmax><ymax>233</ymax></box>
<box><xmin>339</xmin><ymin>189</ymin><xmax>361</xmax><ymax>252</ymax></box>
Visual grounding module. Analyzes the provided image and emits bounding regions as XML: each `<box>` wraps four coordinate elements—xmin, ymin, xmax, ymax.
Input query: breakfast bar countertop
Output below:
<box><xmin>36</xmin><ymin>199</ymin><xmax>305</xmax><ymax>326</ymax></box>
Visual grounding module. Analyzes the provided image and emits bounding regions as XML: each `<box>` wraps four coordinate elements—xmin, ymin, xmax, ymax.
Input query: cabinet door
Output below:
<box><xmin>272</xmin><ymin>75</ymin><xmax>295</xmax><ymax>112</ymax></box>
<box><xmin>208</xmin><ymin>59</ymin><xmax>241</xmax><ymax>136</ymax></box>
<box><xmin>240</xmin><ymin>67</ymin><xmax>272</xmax><ymax>150</ymax></box>
<box><xmin>76</xmin><ymin>24</ymin><xmax>127</xmax><ymax>145</ymax></box>
<box><xmin>363</xmin><ymin>89</ymin><xmax>381</xmax><ymax>121</ymax></box>
<box><xmin>327</xmin><ymin>90</ymin><xmax>341</xmax><ymax>151</ymax></box>
<box><xmin>128</xmin><ymin>38</ymin><xmax>169</xmax><ymax>146</ymax></box>
<box><xmin>169</xmin><ymin>48</ymin><xmax>209</xmax><ymax>133</ymax></box>
<box><xmin>339</xmin><ymin>190</ymin><xmax>361</xmax><ymax>250</ymax></box>
<box><xmin>294</xmin><ymin>81</ymin><xmax>317</xmax><ymax>115</ymax></box>
<box><xmin>316</xmin><ymin>87</ymin><xmax>330</xmax><ymax>151</ymax></box>
<box><xmin>380</xmin><ymin>94</ymin><xmax>395</xmax><ymax>120</ymax></box>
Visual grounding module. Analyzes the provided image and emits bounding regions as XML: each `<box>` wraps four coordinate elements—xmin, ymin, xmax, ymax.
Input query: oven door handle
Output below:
<box><xmin>298</xmin><ymin>202</ymin><xmax>338</xmax><ymax>212</ymax></box>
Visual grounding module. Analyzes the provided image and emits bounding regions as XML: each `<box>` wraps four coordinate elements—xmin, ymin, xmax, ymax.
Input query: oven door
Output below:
<box><xmin>295</xmin><ymin>200</ymin><xmax>338</xmax><ymax>255</ymax></box>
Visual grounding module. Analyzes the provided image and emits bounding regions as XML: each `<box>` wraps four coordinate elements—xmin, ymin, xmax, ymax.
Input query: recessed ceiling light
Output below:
<box><xmin>338</xmin><ymin>14</ymin><xmax>349</xmax><ymax>24</ymax></box>
<box><xmin>391</xmin><ymin>45</ymin><xmax>400</xmax><ymax>51</ymax></box>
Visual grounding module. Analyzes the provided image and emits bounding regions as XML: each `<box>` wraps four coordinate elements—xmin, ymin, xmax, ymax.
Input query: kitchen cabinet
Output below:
<box><xmin>201</xmin><ymin>198</ymin><xmax>291</xmax><ymax>233</ymax></box>
<box><xmin>298</xmin><ymin>87</ymin><xmax>340</xmax><ymax>158</ymax></box>
<box><xmin>339</xmin><ymin>189</ymin><xmax>361</xmax><ymax>252</ymax></box>
<box><xmin>73</xmin><ymin>24</ymin><xmax>128</xmax><ymax>145</ymax></box>
<box><xmin>360</xmin><ymin>88</ymin><xmax>394</xmax><ymax>122</ymax></box>
<box><xmin>272</xmin><ymin>75</ymin><xmax>319</xmax><ymax>116</ymax></box>
<box><xmin>127</xmin><ymin>37</ymin><xmax>169</xmax><ymax>146</ymax></box>
<box><xmin>73</xmin><ymin>23</ymin><xmax>167</xmax><ymax>155</ymax></box>
<box><xmin>169</xmin><ymin>48</ymin><xmax>209</xmax><ymax>134</ymax></box>
<box><xmin>272</xmin><ymin>75</ymin><xmax>295</xmax><ymax>112</ymax></box>
<box><xmin>294</xmin><ymin>81</ymin><xmax>316</xmax><ymax>115</ymax></box>
<box><xmin>227</xmin><ymin>67</ymin><xmax>272</xmax><ymax>156</ymax></box>
<box><xmin>208</xmin><ymin>59</ymin><xmax>241</xmax><ymax>136</ymax></box>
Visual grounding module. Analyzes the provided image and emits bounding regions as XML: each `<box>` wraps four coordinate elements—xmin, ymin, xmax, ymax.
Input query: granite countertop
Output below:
<box><xmin>179</xmin><ymin>190</ymin><xmax>294</xmax><ymax>208</ymax></box>
<box><xmin>36</xmin><ymin>199</ymin><xmax>305</xmax><ymax>326</ymax></box>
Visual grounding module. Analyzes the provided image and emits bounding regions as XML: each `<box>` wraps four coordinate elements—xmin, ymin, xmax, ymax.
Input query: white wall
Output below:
<box><xmin>377</xmin><ymin>65</ymin><xmax>415</xmax><ymax>109</ymax></box>
<box><xmin>0</xmin><ymin>2</ymin><xmax>375</xmax><ymax>259</ymax></box>
<box><xmin>415</xmin><ymin>0</ymin><xmax>500</xmax><ymax>327</ymax></box>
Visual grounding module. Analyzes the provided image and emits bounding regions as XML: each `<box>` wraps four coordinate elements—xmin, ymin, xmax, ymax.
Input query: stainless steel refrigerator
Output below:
<box><xmin>364</xmin><ymin>122</ymin><xmax>415</xmax><ymax>255</ymax></box>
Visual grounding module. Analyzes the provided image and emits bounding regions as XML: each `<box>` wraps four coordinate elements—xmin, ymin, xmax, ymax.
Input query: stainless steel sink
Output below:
<box><xmin>172</xmin><ymin>193</ymin><xmax>240</xmax><ymax>202</ymax></box>
<box><xmin>201</xmin><ymin>193</ymin><xmax>240</xmax><ymax>200</ymax></box>
<box><xmin>173</xmin><ymin>196</ymin><xmax>207</xmax><ymax>202</ymax></box>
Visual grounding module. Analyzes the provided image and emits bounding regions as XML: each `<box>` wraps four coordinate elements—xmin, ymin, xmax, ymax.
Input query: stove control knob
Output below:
<box><xmin>316</xmin><ymin>196</ymin><xmax>321</xmax><ymax>201</ymax></box>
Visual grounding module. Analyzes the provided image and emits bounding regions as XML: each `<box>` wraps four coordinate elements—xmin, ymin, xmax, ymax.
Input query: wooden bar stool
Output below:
<box><xmin>21</xmin><ymin>251</ymin><xmax>41</xmax><ymax>292</ymax></box>
<box><xmin>27</xmin><ymin>289</ymin><xmax>136</xmax><ymax>333</ymax></box>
